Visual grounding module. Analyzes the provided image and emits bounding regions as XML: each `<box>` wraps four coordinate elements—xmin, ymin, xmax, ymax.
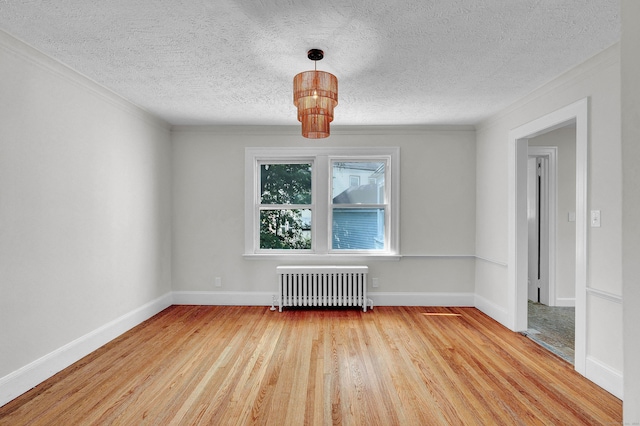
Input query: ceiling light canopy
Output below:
<box><xmin>293</xmin><ymin>49</ymin><xmax>338</xmax><ymax>139</ymax></box>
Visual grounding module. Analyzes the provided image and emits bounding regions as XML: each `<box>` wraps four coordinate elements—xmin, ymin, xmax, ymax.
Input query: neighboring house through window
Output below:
<box><xmin>244</xmin><ymin>147</ymin><xmax>399</xmax><ymax>257</ymax></box>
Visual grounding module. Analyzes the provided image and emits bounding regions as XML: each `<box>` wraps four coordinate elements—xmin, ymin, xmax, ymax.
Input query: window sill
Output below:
<box><xmin>243</xmin><ymin>253</ymin><xmax>402</xmax><ymax>261</ymax></box>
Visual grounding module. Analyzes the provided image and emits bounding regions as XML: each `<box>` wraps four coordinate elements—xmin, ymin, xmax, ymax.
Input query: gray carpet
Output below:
<box><xmin>525</xmin><ymin>301</ymin><xmax>575</xmax><ymax>364</ymax></box>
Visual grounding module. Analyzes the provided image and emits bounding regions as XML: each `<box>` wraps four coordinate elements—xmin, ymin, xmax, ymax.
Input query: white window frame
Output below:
<box><xmin>244</xmin><ymin>146</ymin><xmax>400</xmax><ymax>259</ymax></box>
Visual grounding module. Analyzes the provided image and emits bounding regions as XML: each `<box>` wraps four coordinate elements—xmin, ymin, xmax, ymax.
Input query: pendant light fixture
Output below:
<box><xmin>293</xmin><ymin>49</ymin><xmax>338</xmax><ymax>139</ymax></box>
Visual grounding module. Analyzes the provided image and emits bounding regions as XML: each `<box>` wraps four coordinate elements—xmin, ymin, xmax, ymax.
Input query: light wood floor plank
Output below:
<box><xmin>0</xmin><ymin>306</ymin><xmax>621</xmax><ymax>425</ymax></box>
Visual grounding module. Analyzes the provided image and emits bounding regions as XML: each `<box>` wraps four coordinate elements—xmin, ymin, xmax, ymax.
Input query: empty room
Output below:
<box><xmin>1</xmin><ymin>0</ymin><xmax>638</xmax><ymax>424</ymax></box>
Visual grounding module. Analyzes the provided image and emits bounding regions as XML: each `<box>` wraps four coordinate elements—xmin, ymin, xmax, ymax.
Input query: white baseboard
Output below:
<box><xmin>0</xmin><ymin>292</ymin><xmax>173</xmax><ymax>408</ymax></box>
<box><xmin>369</xmin><ymin>292</ymin><xmax>474</xmax><ymax>307</ymax></box>
<box><xmin>585</xmin><ymin>355</ymin><xmax>623</xmax><ymax>399</ymax></box>
<box><xmin>474</xmin><ymin>294</ymin><xmax>510</xmax><ymax>328</ymax></box>
<box><xmin>172</xmin><ymin>290</ymin><xmax>476</xmax><ymax>309</ymax></box>
<box><xmin>555</xmin><ymin>297</ymin><xmax>576</xmax><ymax>307</ymax></box>
<box><xmin>172</xmin><ymin>291</ymin><xmax>275</xmax><ymax>306</ymax></box>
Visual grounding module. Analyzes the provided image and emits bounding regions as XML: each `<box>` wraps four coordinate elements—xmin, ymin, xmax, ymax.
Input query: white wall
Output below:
<box><xmin>0</xmin><ymin>30</ymin><xmax>172</xmax><ymax>401</ymax></box>
<box><xmin>529</xmin><ymin>125</ymin><xmax>576</xmax><ymax>304</ymax></box>
<box><xmin>621</xmin><ymin>0</ymin><xmax>640</xmax><ymax>421</ymax></box>
<box><xmin>171</xmin><ymin>127</ymin><xmax>476</xmax><ymax>303</ymax></box>
<box><xmin>475</xmin><ymin>44</ymin><xmax>623</xmax><ymax>395</ymax></box>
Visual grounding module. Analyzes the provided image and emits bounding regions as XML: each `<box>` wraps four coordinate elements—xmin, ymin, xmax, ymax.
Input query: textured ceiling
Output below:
<box><xmin>0</xmin><ymin>0</ymin><xmax>620</xmax><ymax>126</ymax></box>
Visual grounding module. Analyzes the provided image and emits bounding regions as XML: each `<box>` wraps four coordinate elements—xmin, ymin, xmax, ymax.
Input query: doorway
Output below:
<box><xmin>508</xmin><ymin>98</ymin><xmax>588</xmax><ymax>376</ymax></box>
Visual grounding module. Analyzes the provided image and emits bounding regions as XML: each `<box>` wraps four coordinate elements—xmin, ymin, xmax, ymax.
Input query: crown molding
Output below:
<box><xmin>170</xmin><ymin>124</ymin><xmax>476</xmax><ymax>136</ymax></box>
<box><xmin>476</xmin><ymin>42</ymin><xmax>620</xmax><ymax>133</ymax></box>
<box><xmin>0</xmin><ymin>29</ymin><xmax>170</xmax><ymax>132</ymax></box>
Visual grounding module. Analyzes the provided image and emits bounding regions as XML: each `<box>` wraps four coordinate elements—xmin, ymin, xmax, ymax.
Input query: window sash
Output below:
<box><xmin>258</xmin><ymin>207</ymin><xmax>312</xmax><ymax>250</ymax></box>
<box><xmin>258</xmin><ymin>160</ymin><xmax>312</xmax><ymax>206</ymax></box>
<box><xmin>331</xmin><ymin>206</ymin><xmax>387</xmax><ymax>251</ymax></box>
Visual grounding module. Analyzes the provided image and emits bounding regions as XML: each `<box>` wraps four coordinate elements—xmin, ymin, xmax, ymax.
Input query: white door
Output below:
<box><xmin>527</xmin><ymin>156</ymin><xmax>549</xmax><ymax>304</ymax></box>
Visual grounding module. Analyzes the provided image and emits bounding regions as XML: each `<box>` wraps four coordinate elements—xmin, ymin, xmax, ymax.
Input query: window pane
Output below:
<box><xmin>260</xmin><ymin>163</ymin><xmax>311</xmax><ymax>205</ymax></box>
<box><xmin>332</xmin><ymin>161</ymin><xmax>385</xmax><ymax>204</ymax></box>
<box><xmin>332</xmin><ymin>208</ymin><xmax>384</xmax><ymax>250</ymax></box>
<box><xmin>260</xmin><ymin>209</ymin><xmax>311</xmax><ymax>249</ymax></box>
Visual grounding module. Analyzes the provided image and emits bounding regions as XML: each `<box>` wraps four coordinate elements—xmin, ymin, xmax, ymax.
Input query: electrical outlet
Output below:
<box><xmin>214</xmin><ymin>277</ymin><xmax>222</xmax><ymax>287</ymax></box>
<box><xmin>591</xmin><ymin>210</ymin><xmax>601</xmax><ymax>227</ymax></box>
<box><xmin>372</xmin><ymin>277</ymin><xmax>379</xmax><ymax>288</ymax></box>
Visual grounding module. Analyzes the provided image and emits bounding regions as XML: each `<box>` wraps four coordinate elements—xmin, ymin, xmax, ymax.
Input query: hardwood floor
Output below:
<box><xmin>0</xmin><ymin>306</ymin><xmax>621</xmax><ymax>425</ymax></box>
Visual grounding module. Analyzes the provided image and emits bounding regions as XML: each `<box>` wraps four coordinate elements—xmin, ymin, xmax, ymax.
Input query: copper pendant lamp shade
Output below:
<box><xmin>293</xmin><ymin>49</ymin><xmax>338</xmax><ymax>139</ymax></box>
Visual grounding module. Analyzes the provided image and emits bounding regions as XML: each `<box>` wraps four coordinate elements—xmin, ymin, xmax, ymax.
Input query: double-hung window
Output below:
<box><xmin>245</xmin><ymin>147</ymin><xmax>399</xmax><ymax>257</ymax></box>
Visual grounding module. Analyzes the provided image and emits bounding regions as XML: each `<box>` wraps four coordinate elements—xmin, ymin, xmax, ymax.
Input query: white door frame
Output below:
<box><xmin>528</xmin><ymin>147</ymin><xmax>557</xmax><ymax>306</ymax></box>
<box><xmin>508</xmin><ymin>97</ymin><xmax>588</xmax><ymax>375</ymax></box>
